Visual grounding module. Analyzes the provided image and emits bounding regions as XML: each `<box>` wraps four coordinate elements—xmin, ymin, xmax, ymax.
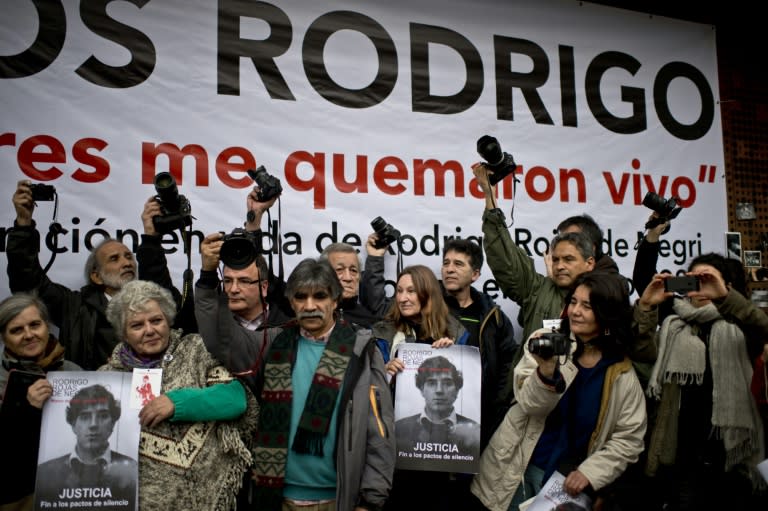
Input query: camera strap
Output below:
<box><xmin>395</xmin><ymin>240</ymin><xmax>404</xmax><ymax>275</ymax></box>
<box><xmin>264</xmin><ymin>201</ymin><xmax>285</xmax><ymax>283</ymax></box>
<box><xmin>41</xmin><ymin>193</ymin><xmax>64</xmax><ymax>274</ymax></box>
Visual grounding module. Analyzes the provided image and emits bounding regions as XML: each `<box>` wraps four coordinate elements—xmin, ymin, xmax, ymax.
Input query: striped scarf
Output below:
<box><xmin>252</xmin><ymin>324</ymin><xmax>356</xmax><ymax>510</ymax></box>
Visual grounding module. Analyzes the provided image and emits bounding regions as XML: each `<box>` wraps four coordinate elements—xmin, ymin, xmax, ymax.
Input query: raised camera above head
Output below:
<box><xmin>528</xmin><ymin>331</ymin><xmax>570</xmax><ymax>359</ymax></box>
<box><xmin>248</xmin><ymin>166</ymin><xmax>283</xmax><ymax>202</ymax></box>
<box><xmin>30</xmin><ymin>183</ymin><xmax>56</xmax><ymax>202</ymax></box>
<box><xmin>477</xmin><ymin>135</ymin><xmax>517</xmax><ymax>186</ymax></box>
<box><xmin>370</xmin><ymin>216</ymin><xmax>401</xmax><ymax>249</ymax></box>
<box><xmin>153</xmin><ymin>172</ymin><xmax>192</xmax><ymax>234</ymax></box>
<box><xmin>220</xmin><ymin>228</ymin><xmax>268</xmax><ymax>270</ymax></box>
<box><xmin>642</xmin><ymin>191</ymin><xmax>682</xmax><ymax>233</ymax></box>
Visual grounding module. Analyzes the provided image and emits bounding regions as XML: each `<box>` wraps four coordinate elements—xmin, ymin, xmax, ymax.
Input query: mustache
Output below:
<box><xmin>297</xmin><ymin>311</ymin><xmax>325</xmax><ymax>320</ymax></box>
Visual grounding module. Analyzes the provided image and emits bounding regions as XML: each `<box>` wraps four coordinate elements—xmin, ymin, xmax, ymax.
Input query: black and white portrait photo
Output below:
<box><xmin>393</xmin><ymin>344</ymin><xmax>481</xmax><ymax>473</ymax></box>
<box><xmin>34</xmin><ymin>372</ymin><xmax>140</xmax><ymax>511</ymax></box>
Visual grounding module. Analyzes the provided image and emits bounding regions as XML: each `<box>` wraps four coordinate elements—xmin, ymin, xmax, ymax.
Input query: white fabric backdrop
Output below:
<box><xmin>0</xmin><ymin>1</ymin><xmax>726</xmax><ymax>340</ymax></box>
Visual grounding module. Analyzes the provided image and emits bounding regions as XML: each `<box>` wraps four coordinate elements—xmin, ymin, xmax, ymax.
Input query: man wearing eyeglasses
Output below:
<box><xmin>195</xmin><ymin>230</ymin><xmax>293</xmax><ymax>381</ymax></box>
<box><xmin>194</xmin><ymin>189</ymin><xmax>295</xmax><ymax>510</ymax></box>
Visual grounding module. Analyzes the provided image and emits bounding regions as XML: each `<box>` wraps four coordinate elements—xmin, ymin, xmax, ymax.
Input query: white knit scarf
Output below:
<box><xmin>647</xmin><ymin>298</ymin><xmax>765</xmax><ymax>486</ymax></box>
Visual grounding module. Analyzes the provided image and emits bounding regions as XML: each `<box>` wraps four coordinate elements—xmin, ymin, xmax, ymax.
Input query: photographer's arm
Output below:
<box><xmin>244</xmin><ymin>186</ymin><xmax>278</xmax><ymax>231</ymax></box>
<box><xmin>7</xmin><ymin>181</ymin><xmax>72</xmax><ymax>326</ymax></box>
<box><xmin>243</xmin><ymin>187</ymin><xmax>289</xmax><ymax>307</ymax></box>
<box><xmin>194</xmin><ymin>234</ymin><xmax>269</xmax><ymax>392</ymax></box>
<box><xmin>473</xmin><ymin>164</ymin><xmax>542</xmax><ymax>304</ymax></box>
<box><xmin>136</xmin><ymin>196</ymin><xmax>184</xmax><ymax>317</ymax></box>
<box><xmin>359</xmin><ymin>233</ymin><xmax>392</xmax><ymax>317</ymax></box>
<box><xmin>12</xmin><ymin>180</ymin><xmax>34</xmax><ymax>227</ymax></box>
<box><xmin>513</xmin><ymin>335</ymin><xmax>568</xmax><ymax>417</ymax></box>
<box><xmin>630</xmin><ymin>273</ymin><xmax>672</xmax><ymax>363</ymax></box>
<box><xmin>632</xmin><ymin>213</ymin><xmax>668</xmax><ymax>295</ymax></box>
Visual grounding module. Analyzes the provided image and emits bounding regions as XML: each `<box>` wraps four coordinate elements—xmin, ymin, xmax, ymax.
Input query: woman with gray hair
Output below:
<box><xmin>105</xmin><ymin>279</ymin><xmax>258</xmax><ymax>510</ymax></box>
<box><xmin>0</xmin><ymin>293</ymin><xmax>80</xmax><ymax>511</ymax></box>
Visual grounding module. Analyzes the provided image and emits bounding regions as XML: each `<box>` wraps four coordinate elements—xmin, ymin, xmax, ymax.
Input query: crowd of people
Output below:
<box><xmin>1</xmin><ymin>164</ymin><xmax>767</xmax><ymax>511</ymax></box>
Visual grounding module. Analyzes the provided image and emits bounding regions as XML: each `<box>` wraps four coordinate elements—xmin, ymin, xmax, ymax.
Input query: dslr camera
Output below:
<box><xmin>30</xmin><ymin>183</ymin><xmax>56</xmax><ymax>201</ymax></box>
<box><xmin>642</xmin><ymin>192</ymin><xmax>682</xmax><ymax>232</ymax></box>
<box><xmin>528</xmin><ymin>331</ymin><xmax>570</xmax><ymax>359</ymax></box>
<box><xmin>248</xmin><ymin>166</ymin><xmax>282</xmax><ymax>202</ymax></box>
<box><xmin>371</xmin><ymin>216</ymin><xmax>401</xmax><ymax>249</ymax></box>
<box><xmin>220</xmin><ymin>228</ymin><xmax>266</xmax><ymax>270</ymax></box>
<box><xmin>152</xmin><ymin>172</ymin><xmax>192</xmax><ymax>234</ymax></box>
<box><xmin>477</xmin><ymin>135</ymin><xmax>517</xmax><ymax>186</ymax></box>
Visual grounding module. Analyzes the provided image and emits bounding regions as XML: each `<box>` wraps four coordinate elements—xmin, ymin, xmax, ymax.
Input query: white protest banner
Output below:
<box><xmin>1</xmin><ymin>1</ymin><xmax>724</xmax><ymax>330</ymax></box>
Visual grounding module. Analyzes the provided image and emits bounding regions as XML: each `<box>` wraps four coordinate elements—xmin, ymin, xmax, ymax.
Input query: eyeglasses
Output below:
<box><xmin>222</xmin><ymin>278</ymin><xmax>263</xmax><ymax>288</ymax></box>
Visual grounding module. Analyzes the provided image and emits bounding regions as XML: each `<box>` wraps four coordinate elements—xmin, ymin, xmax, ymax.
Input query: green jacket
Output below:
<box><xmin>482</xmin><ymin>208</ymin><xmax>567</xmax><ymax>342</ymax></box>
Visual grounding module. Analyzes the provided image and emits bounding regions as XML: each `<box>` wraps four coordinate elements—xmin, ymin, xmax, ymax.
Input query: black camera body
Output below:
<box><xmin>220</xmin><ymin>228</ymin><xmax>266</xmax><ymax>270</ymax></box>
<box><xmin>664</xmin><ymin>275</ymin><xmax>699</xmax><ymax>294</ymax></box>
<box><xmin>643</xmin><ymin>192</ymin><xmax>682</xmax><ymax>231</ymax></box>
<box><xmin>528</xmin><ymin>331</ymin><xmax>570</xmax><ymax>359</ymax></box>
<box><xmin>371</xmin><ymin>216</ymin><xmax>401</xmax><ymax>249</ymax></box>
<box><xmin>477</xmin><ymin>135</ymin><xmax>517</xmax><ymax>186</ymax></box>
<box><xmin>248</xmin><ymin>166</ymin><xmax>283</xmax><ymax>202</ymax></box>
<box><xmin>30</xmin><ymin>183</ymin><xmax>56</xmax><ymax>201</ymax></box>
<box><xmin>152</xmin><ymin>172</ymin><xmax>192</xmax><ymax>234</ymax></box>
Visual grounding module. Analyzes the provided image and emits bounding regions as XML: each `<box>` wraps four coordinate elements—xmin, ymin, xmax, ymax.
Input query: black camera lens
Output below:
<box><xmin>477</xmin><ymin>135</ymin><xmax>504</xmax><ymax>166</ymax></box>
<box><xmin>220</xmin><ymin>229</ymin><xmax>261</xmax><ymax>270</ymax></box>
<box><xmin>527</xmin><ymin>332</ymin><xmax>569</xmax><ymax>359</ymax></box>
<box><xmin>152</xmin><ymin>172</ymin><xmax>192</xmax><ymax>234</ymax></box>
<box><xmin>371</xmin><ymin>216</ymin><xmax>387</xmax><ymax>232</ymax></box>
<box><xmin>642</xmin><ymin>191</ymin><xmax>682</xmax><ymax>233</ymax></box>
<box><xmin>247</xmin><ymin>165</ymin><xmax>283</xmax><ymax>202</ymax></box>
<box><xmin>476</xmin><ymin>135</ymin><xmax>517</xmax><ymax>186</ymax></box>
<box><xmin>370</xmin><ymin>217</ymin><xmax>401</xmax><ymax>249</ymax></box>
<box><xmin>154</xmin><ymin>172</ymin><xmax>183</xmax><ymax>213</ymax></box>
<box><xmin>641</xmin><ymin>192</ymin><xmax>666</xmax><ymax>213</ymax></box>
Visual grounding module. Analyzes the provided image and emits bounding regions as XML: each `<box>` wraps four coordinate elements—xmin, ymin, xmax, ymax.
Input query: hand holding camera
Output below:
<box><xmin>370</xmin><ymin>217</ymin><xmax>401</xmax><ymax>250</ymax></box>
<box><xmin>245</xmin><ymin>166</ymin><xmax>282</xmax><ymax>227</ymax></box>
<box><xmin>152</xmin><ymin>172</ymin><xmax>193</xmax><ymax>234</ymax></box>
<box><xmin>528</xmin><ymin>331</ymin><xmax>570</xmax><ymax>360</ymax></box>
<box><xmin>476</xmin><ymin>135</ymin><xmax>517</xmax><ymax>186</ymax></box>
<box><xmin>12</xmin><ymin>181</ymin><xmax>37</xmax><ymax>226</ymax></box>
<box><xmin>689</xmin><ymin>266</ymin><xmax>728</xmax><ymax>301</ymax></box>
<box><xmin>200</xmin><ymin>233</ymin><xmax>225</xmax><ymax>271</ymax></box>
<box><xmin>663</xmin><ymin>275</ymin><xmax>699</xmax><ymax>294</ymax></box>
<box><xmin>642</xmin><ymin>191</ymin><xmax>682</xmax><ymax>234</ymax></box>
<box><xmin>528</xmin><ymin>330</ymin><xmax>569</xmax><ymax>378</ymax></box>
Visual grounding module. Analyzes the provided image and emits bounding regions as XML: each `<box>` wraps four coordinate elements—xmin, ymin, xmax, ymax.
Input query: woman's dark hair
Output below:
<box><xmin>687</xmin><ymin>252</ymin><xmax>736</xmax><ymax>290</ymax></box>
<box><xmin>65</xmin><ymin>384</ymin><xmax>121</xmax><ymax>425</ymax></box>
<box><xmin>561</xmin><ymin>270</ymin><xmax>631</xmax><ymax>360</ymax></box>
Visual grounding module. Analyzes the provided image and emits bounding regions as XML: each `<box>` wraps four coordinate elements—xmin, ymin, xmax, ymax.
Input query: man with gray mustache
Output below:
<box><xmin>250</xmin><ymin>258</ymin><xmax>395</xmax><ymax>511</ymax></box>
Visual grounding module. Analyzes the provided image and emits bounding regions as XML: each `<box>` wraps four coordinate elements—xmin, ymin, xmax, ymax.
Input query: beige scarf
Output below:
<box><xmin>646</xmin><ymin>298</ymin><xmax>765</xmax><ymax>488</ymax></box>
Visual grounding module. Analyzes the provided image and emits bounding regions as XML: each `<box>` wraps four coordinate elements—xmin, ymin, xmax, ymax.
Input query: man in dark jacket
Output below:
<box><xmin>6</xmin><ymin>181</ymin><xmax>180</xmax><ymax>369</ymax></box>
<box><xmin>320</xmin><ymin>242</ymin><xmax>385</xmax><ymax>328</ymax></box>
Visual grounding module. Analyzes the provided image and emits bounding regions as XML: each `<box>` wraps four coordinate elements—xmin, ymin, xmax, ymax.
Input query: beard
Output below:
<box><xmin>98</xmin><ymin>268</ymin><xmax>135</xmax><ymax>290</ymax></box>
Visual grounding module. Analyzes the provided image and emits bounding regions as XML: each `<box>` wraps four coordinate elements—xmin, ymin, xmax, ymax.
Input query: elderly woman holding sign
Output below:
<box><xmin>0</xmin><ymin>293</ymin><xmax>81</xmax><ymax>511</ymax></box>
<box><xmin>100</xmin><ymin>280</ymin><xmax>258</xmax><ymax>510</ymax></box>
